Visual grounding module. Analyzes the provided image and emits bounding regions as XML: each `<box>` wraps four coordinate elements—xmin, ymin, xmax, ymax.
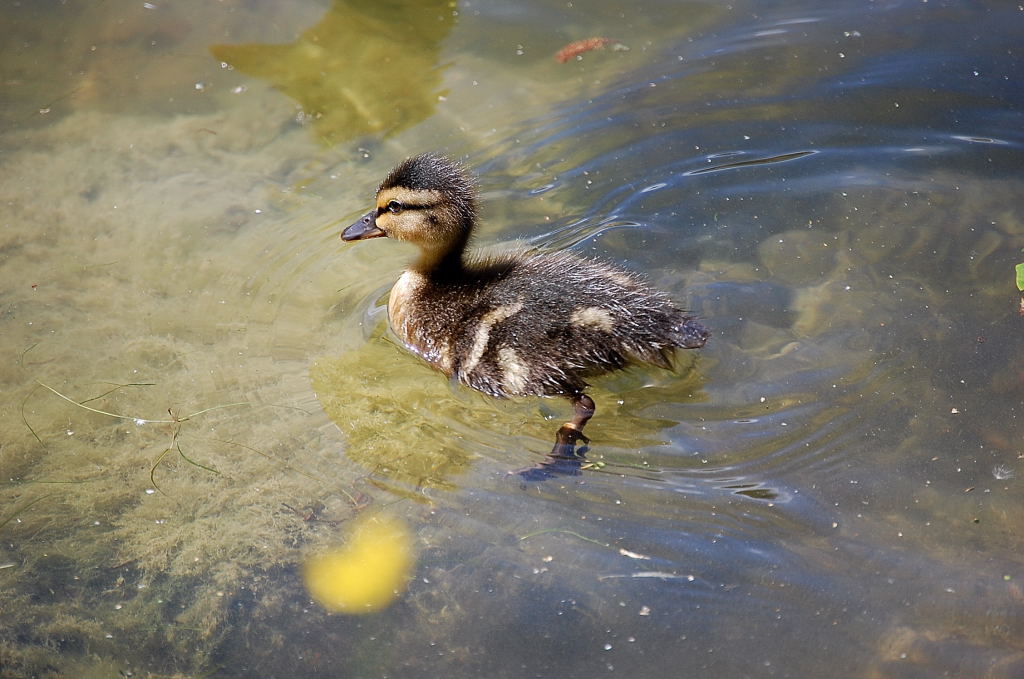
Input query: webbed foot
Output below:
<box><xmin>514</xmin><ymin>393</ymin><xmax>596</xmax><ymax>481</ymax></box>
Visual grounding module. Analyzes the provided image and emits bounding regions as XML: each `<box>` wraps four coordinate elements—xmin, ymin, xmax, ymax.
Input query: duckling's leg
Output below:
<box><xmin>515</xmin><ymin>394</ymin><xmax>597</xmax><ymax>481</ymax></box>
<box><xmin>551</xmin><ymin>393</ymin><xmax>596</xmax><ymax>457</ymax></box>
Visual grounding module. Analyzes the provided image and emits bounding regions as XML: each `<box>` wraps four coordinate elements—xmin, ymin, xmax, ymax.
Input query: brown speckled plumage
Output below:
<box><xmin>341</xmin><ymin>153</ymin><xmax>708</xmax><ymax>469</ymax></box>
<box><xmin>395</xmin><ymin>249</ymin><xmax>700</xmax><ymax>398</ymax></box>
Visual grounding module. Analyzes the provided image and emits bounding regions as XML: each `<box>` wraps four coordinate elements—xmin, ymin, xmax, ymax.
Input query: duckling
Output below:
<box><xmin>341</xmin><ymin>153</ymin><xmax>708</xmax><ymax>465</ymax></box>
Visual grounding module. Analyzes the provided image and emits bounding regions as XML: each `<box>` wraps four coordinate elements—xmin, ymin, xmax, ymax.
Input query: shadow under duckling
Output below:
<box><xmin>341</xmin><ymin>153</ymin><xmax>709</xmax><ymax>476</ymax></box>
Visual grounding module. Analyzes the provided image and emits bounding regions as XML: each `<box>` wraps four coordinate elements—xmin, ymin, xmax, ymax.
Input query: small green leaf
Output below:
<box><xmin>1017</xmin><ymin>262</ymin><xmax>1024</xmax><ymax>292</ymax></box>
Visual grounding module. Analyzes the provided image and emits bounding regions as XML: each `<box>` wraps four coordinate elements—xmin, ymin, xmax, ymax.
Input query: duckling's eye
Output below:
<box><xmin>387</xmin><ymin>200</ymin><xmax>404</xmax><ymax>214</ymax></box>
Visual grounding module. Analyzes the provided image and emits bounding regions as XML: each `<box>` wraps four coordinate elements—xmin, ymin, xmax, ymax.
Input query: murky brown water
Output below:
<box><xmin>2</xmin><ymin>1</ymin><xmax>1023</xmax><ymax>677</ymax></box>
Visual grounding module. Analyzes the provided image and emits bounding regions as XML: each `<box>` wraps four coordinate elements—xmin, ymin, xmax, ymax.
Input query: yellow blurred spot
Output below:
<box><xmin>302</xmin><ymin>513</ymin><xmax>414</xmax><ymax>613</ymax></box>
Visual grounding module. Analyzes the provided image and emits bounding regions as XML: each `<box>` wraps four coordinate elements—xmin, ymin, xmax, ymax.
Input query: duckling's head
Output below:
<box><xmin>342</xmin><ymin>153</ymin><xmax>478</xmax><ymax>269</ymax></box>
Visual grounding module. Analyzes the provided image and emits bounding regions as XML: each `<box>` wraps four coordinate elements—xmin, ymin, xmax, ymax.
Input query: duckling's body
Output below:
<box><xmin>342</xmin><ymin>153</ymin><xmax>708</xmax><ymax>462</ymax></box>
<box><xmin>388</xmin><ymin>250</ymin><xmax>703</xmax><ymax>400</ymax></box>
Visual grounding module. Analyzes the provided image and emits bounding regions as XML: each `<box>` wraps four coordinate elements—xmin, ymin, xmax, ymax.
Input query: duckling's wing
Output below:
<box><xmin>448</xmin><ymin>251</ymin><xmax>695</xmax><ymax>398</ymax></box>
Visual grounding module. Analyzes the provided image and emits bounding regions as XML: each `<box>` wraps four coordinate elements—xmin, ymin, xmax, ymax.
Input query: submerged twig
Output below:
<box><xmin>180</xmin><ymin>403</ymin><xmax>251</xmax><ymax>419</ymax></box>
<box><xmin>35</xmin><ymin>381</ymin><xmax>248</xmax><ymax>424</ymax></box>
<box><xmin>34</xmin><ymin>381</ymin><xmax>245</xmax><ymax>494</ymax></box>
<box><xmin>0</xmin><ymin>494</ymin><xmax>55</xmax><ymax>533</ymax></box>
<box><xmin>597</xmin><ymin>572</ymin><xmax>695</xmax><ymax>581</ymax></box>
<box><xmin>18</xmin><ymin>342</ymin><xmax>39</xmax><ymax>368</ymax></box>
<box><xmin>20</xmin><ymin>386</ymin><xmax>45</xmax><ymax>449</ymax></box>
<box><xmin>20</xmin><ymin>86</ymin><xmax>82</xmax><ymax>123</ymax></box>
<box><xmin>26</xmin><ymin>478</ymin><xmax>101</xmax><ymax>485</ymax></box>
<box><xmin>174</xmin><ymin>440</ymin><xmax>220</xmax><ymax>476</ymax></box>
<box><xmin>80</xmin><ymin>381</ymin><xmax>156</xmax><ymax>405</ymax></box>
<box><xmin>149</xmin><ymin>410</ymin><xmax>222</xmax><ymax>495</ymax></box>
<box><xmin>199</xmin><ymin>437</ymin><xmax>318</xmax><ymax>482</ymax></box>
<box><xmin>518</xmin><ymin>528</ymin><xmax>610</xmax><ymax>547</ymax></box>
<box><xmin>149</xmin><ymin>446</ymin><xmax>176</xmax><ymax>492</ymax></box>
<box><xmin>37</xmin><ymin>381</ymin><xmax>176</xmax><ymax>423</ymax></box>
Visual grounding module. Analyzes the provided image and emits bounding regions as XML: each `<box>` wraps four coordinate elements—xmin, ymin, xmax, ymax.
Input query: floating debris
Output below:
<box><xmin>303</xmin><ymin>512</ymin><xmax>414</xmax><ymax>614</ymax></box>
<box><xmin>617</xmin><ymin>548</ymin><xmax>651</xmax><ymax>560</ymax></box>
<box><xmin>598</xmin><ymin>572</ymin><xmax>695</xmax><ymax>581</ymax></box>
<box><xmin>992</xmin><ymin>464</ymin><xmax>1015</xmax><ymax>481</ymax></box>
<box><xmin>555</xmin><ymin>37</ymin><xmax>628</xmax><ymax>63</ymax></box>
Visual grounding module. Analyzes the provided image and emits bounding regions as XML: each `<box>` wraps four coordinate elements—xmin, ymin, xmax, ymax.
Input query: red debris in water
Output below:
<box><xmin>555</xmin><ymin>37</ymin><xmax>614</xmax><ymax>63</ymax></box>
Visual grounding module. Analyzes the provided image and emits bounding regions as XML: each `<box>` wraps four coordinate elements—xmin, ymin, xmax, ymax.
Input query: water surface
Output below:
<box><xmin>2</xmin><ymin>1</ymin><xmax>1023</xmax><ymax>677</ymax></box>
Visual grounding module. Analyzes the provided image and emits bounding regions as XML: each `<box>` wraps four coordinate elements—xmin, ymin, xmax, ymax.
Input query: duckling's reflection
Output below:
<box><xmin>210</xmin><ymin>0</ymin><xmax>453</xmax><ymax>145</ymax></box>
<box><xmin>513</xmin><ymin>394</ymin><xmax>594</xmax><ymax>481</ymax></box>
<box><xmin>514</xmin><ymin>444</ymin><xmax>589</xmax><ymax>482</ymax></box>
<box><xmin>312</xmin><ymin>333</ymin><xmax>708</xmax><ymax>487</ymax></box>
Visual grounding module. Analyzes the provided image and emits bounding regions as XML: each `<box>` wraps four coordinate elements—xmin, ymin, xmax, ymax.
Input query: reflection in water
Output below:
<box><xmin>210</xmin><ymin>0</ymin><xmax>454</xmax><ymax>144</ymax></box>
<box><xmin>311</xmin><ymin>337</ymin><xmax>476</xmax><ymax>493</ymax></box>
<box><xmin>514</xmin><ymin>444</ymin><xmax>587</xmax><ymax>480</ymax></box>
<box><xmin>685</xmin><ymin>149</ymin><xmax>817</xmax><ymax>175</ymax></box>
<box><xmin>311</xmin><ymin>328</ymin><xmax>708</xmax><ymax>488</ymax></box>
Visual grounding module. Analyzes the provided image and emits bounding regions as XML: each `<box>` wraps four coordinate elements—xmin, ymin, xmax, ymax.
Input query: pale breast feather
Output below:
<box><xmin>388</xmin><ymin>271</ymin><xmax>426</xmax><ymax>345</ymax></box>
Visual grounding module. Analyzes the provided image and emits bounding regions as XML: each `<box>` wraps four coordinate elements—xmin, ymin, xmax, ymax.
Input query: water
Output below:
<box><xmin>2</xmin><ymin>0</ymin><xmax>1023</xmax><ymax>677</ymax></box>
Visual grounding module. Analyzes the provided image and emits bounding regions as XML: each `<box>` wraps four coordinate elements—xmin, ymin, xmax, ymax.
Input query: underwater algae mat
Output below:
<box><xmin>0</xmin><ymin>101</ymin><xmax>408</xmax><ymax>676</ymax></box>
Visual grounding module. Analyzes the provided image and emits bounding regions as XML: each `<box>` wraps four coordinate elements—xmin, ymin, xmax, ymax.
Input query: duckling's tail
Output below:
<box><xmin>675</xmin><ymin>318</ymin><xmax>710</xmax><ymax>349</ymax></box>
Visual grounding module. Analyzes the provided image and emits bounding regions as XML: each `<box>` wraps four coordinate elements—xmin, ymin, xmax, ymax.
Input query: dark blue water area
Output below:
<box><xmin>478</xmin><ymin>1</ymin><xmax>1022</xmax><ymax>227</ymax></box>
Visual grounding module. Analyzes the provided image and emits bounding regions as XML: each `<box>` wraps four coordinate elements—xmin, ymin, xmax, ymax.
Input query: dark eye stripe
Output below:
<box><xmin>377</xmin><ymin>202</ymin><xmax>436</xmax><ymax>212</ymax></box>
